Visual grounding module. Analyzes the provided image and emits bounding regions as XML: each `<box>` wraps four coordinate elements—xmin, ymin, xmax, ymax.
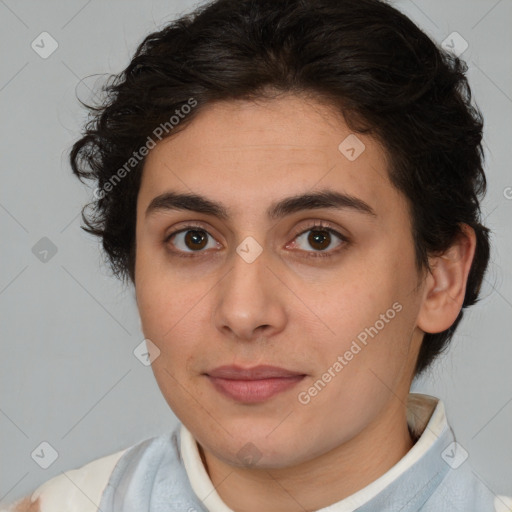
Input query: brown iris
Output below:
<box><xmin>308</xmin><ymin>229</ymin><xmax>331</xmax><ymax>251</ymax></box>
<box><xmin>184</xmin><ymin>230</ymin><xmax>208</xmax><ymax>250</ymax></box>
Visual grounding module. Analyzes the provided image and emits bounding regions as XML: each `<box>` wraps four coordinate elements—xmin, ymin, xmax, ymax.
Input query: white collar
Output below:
<box><xmin>180</xmin><ymin>393</ymin><xmax>447</xmax><ymax>512</ymax></box>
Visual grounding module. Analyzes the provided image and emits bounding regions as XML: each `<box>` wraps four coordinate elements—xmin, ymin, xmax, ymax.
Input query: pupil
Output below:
<box><xmin>309</xmin><ymin>230</ymin><xmax>330</xmax><ymax>250</ymax></box>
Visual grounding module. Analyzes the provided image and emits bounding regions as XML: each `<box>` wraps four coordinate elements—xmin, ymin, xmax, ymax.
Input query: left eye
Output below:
<box><xmin>288</xmin><ymin>224</ymin><xmax>347</xmax><ymax>257</ymax></box>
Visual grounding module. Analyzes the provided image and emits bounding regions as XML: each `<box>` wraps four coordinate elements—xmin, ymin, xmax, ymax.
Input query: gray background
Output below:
<box><xmin>1</xmin><ymin>0</ymin><xmax>511</xmax><ymax>505</ymax></box>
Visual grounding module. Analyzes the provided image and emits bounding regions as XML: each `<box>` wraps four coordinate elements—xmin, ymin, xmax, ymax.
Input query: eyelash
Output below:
<box><xmin>163</xmin><ymin>221</ymin><xmax>349</xmax><ymax>260</ymax></box>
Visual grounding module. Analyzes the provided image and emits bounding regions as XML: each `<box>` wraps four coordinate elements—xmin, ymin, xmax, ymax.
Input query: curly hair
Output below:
<box><xmin>70</xmin><ymin>0</ymin><xmax>490</xmax><ymax>377</ymax></box>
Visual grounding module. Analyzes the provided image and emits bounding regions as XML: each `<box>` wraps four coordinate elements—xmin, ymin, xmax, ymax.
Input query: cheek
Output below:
<box><xmin>135</xmin><ymin>245</ymin><xmax>185</xmax><ymax>334</ymax></box>
<box><xmin>135</xmin><ymin>235</ymin><xmax>216</xmax><ymax>323</ymax></box>
<box><xmin>135</xmin><ymin>254</ymin><xmax>207</xmax><ymax>370</ymax></box>
<box><xmin>307</xmin><ymin>256</ymin><xmax>418</xmax><ymax>374</ymax></box>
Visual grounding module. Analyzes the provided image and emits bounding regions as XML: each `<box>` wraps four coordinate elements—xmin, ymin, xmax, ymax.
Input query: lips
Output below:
<box><xmin>207</xmin><ymin>364</ymin><xmax>305</xmax><ymax>380</ymax></box>
<box><xmin>205</xmin><ymin>365</ymin><xmax>306</xmax><ymax>403</ymax></box>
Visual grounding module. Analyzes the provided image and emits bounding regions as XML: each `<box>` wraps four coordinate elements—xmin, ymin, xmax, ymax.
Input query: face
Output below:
<box><xmin>134</xmin><ymin>94</ymin><xmax>426</xmax><ymax>469</ymax></box>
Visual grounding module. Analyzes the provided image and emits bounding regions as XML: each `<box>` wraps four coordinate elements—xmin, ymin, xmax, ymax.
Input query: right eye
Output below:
<box><xmin>164</xmin><ymin>225</ymin><xmax>221</xmax><ymax>258</ymax></box>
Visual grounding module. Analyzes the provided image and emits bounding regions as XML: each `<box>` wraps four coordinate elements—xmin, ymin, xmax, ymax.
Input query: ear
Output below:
<box><xmin>417</xmin><ymin>224</ymin><xmax>477</xmax><ymax>334</ymax></box>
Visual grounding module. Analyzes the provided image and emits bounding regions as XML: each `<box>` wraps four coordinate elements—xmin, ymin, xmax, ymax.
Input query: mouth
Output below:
<box><xmin>205</xmin><ymin>365</ymin><xmax>306</xmax><ymax>404</ymax></box>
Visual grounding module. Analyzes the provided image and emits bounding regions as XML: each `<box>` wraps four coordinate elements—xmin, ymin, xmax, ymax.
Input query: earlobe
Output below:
<box><xmin>417</xmin><ymin>224</ymin><xmax>477</xmax><ymax>334</ymax></box>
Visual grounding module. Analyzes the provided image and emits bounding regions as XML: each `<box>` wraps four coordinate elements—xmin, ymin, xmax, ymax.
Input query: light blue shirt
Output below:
<box><xmin>98</xmin><ymin>393</ymin><xmax>510</xmax><ymax>511</ymax></box>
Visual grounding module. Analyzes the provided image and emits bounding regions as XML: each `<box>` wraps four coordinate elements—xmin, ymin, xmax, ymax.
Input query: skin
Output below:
<box><xmin>11</xmin><ymin>498</ymin><xmax>40</xmax><ymax>512</ymax></box>
<box><xmin>134</xmin><ymin>93</ymin><xmax>476</xmax><ymax>512</ymax></box>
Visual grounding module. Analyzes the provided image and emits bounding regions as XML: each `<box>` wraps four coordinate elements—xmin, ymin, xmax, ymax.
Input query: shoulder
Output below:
<box><xmin>433</xmin><ymin>461</ymin><xmax>512</xmax><ymax>512</ymax></box>
<box><xmin>1</xmin><ymin>448</ymin><xmax>128</xmax><ymax>512</ymax></box>
<box><xmin>495</xmin><ymin>495</ymin><xmax>512</xmax><ymax>512</ymax></box>
<box><xmin>2</xmin><ymin>426</ymin><xmax>184</xmax><ymax>512</ymax></box>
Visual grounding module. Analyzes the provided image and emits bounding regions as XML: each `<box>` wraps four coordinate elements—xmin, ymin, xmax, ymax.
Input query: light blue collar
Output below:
<box><xmin>98</xmin><ymin>394</ymin><xmax>498</xmax><ymax>511</ymax></box>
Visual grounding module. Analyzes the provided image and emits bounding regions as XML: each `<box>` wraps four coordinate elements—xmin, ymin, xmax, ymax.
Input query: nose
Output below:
<box><xmin>212</xmin><ymin>245</ymin><xmax>287</xmax><ymax>342</ymax></box>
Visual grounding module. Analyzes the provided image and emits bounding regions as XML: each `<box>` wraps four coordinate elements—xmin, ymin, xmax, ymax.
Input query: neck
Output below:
<box><xmin>199</xmin><ymin>397</ymin><xmax>414</xmax><ymax>512</ymax></box>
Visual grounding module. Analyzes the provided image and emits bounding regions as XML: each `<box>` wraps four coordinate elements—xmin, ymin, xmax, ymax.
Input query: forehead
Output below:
<box><xmin>138</xmin><ymin>95</ymin><xmax>401</xmax><ymax>222</ymax></box>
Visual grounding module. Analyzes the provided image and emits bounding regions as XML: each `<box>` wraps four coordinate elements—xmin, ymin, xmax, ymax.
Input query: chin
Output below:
<box><xmin>202</xmin><ymin>429</ymin><xmax>314</xmax><ymax>470</ymax></box>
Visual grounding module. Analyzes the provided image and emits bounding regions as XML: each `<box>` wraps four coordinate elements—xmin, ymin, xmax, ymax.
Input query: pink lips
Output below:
<box><xmin>206</xmin><ymin>365</ymin><xmax>306</xmax><ymax>403</ymax></box>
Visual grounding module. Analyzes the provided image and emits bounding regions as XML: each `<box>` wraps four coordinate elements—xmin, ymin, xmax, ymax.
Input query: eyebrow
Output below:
<box><xmin>145</xmin><ymin>189</ymin><xmax>377</xmax><ymax>221</ymax></box>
